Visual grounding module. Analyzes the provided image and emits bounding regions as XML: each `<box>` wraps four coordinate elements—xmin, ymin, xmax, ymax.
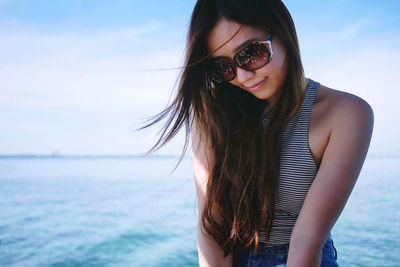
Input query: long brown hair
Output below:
<box><xmin>140</xmin><ymin>0</ymin><xmax>306</xmax><ymax>256</ymax></box>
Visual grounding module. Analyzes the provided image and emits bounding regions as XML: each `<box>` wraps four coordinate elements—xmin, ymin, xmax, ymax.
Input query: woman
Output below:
<box><xmin>142</xmin><ymin>0</ymin><xmax>374</xmax><ymax>266</ymax></box>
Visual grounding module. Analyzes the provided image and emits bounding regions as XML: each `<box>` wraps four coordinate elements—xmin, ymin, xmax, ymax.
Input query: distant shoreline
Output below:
<box><xmin>0</xmin><ymin>154</ymin><xmax>189</xmax><ymax>160</ymax></box>
<box><xmin>0</xmin><ymin>154</ymin><xmax>396</xmax><ymax>159</ymax></box>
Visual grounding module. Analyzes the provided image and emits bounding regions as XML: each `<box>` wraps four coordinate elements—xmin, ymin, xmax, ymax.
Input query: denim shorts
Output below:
<box><xmin>233</xmin><ymin>237</ymin><xmax>338</xmax><ymax>267</ymax></box>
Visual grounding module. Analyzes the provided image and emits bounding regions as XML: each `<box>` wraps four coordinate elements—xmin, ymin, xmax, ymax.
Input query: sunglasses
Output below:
<box><xmin>207</xmin><ymin>33</ymin><xmax>274</xmax><ymax>83</ymax></box>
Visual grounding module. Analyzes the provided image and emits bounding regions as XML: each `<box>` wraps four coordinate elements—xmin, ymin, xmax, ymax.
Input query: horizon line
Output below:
<box><xmin>0</xmin><ymin>153</ymin><xmax>189</xmax><ymax>159</ymax></box>
<box><xmin>0</xmin><ymin>153</ymin><xmax>397</xmax><ymax>159</ymax></box>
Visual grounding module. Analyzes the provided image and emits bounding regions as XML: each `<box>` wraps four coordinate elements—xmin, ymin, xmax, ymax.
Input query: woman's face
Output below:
<box><xmin>207</xmin><ymin>18</ymin><xmax>288</xmax><ymax>103</ymax></box>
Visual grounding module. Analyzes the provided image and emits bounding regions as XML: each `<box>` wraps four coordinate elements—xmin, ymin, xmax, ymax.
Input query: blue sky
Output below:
<box><xmin>0</xmin><ymin>0</ymin><xmax>399</xmax><ymax>156</ymax></box>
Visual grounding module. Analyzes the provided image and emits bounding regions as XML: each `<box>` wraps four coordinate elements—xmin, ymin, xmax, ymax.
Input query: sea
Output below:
<box><xmin>0</xmin><ymin>156</ymin><xmax>399</xmax><ymax>266</ymax></box>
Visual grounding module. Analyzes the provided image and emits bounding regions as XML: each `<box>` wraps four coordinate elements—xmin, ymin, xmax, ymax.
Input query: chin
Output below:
<box><xmin>250</xmin><ymin>92</ymin><xmax>269</xmax><ymax>100</ymax></box>
<box><xmin>249</xmin><ymin>88</ymin><xmax>278</xmax><ymax>101</ymax></box>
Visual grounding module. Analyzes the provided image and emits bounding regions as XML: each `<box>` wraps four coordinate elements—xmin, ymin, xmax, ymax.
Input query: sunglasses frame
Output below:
<box><xmin>207</xmin><ymin>33</ymin><xmax>274</xmax><ymax>83</ymax></box>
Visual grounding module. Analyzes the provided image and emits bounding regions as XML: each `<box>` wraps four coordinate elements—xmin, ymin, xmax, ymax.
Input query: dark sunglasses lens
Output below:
<box><xmin>210</xmin><ymin>61</ymin><xmax>235</xmax><ymax>82</ymax></box>
<box><xmin>236</xmin><ymin>43</ymin><xmax>270</xmax><ymax>70</ymax></box>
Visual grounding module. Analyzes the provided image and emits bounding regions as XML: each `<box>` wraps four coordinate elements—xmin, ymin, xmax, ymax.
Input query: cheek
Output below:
<box><xmin>266</xmin><ymin>47</ymin><xmax>288</xmax><ymax>80</ymax></box>
<box><xmin>271</xmin><ymin>45</ymin><xmax>288</xmax><ymax>70</ymax></box>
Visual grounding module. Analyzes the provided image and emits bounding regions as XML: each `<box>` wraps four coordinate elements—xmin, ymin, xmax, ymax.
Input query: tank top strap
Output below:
<box><xmin>301</xmin><ymin>78</ymin><xmax>320</xmax><ymax>119</ymax></box>
<box><xmin>282</xmin><ymin>78</ymin><xmax>320</xmax><ymax>138</ymax></box>
<box><xmin>262</xmin><ymin>79</ymin><xmax>320</xmax><ymax>127</ymax></box>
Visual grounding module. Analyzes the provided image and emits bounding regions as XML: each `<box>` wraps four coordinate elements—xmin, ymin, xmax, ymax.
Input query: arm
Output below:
<box><xmin>286</xmin><ymin>96</ymin><xmax>374</xmax><ymax>267</ymax></box>
<box><xmin>191</xmin><ymin>121</ymin><xmax>233</xmax><ymax>267</ymax></box>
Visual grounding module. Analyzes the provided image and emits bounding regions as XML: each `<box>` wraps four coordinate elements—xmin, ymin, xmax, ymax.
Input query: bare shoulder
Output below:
<box><xmin>315</xmin><ymin>84</ymin><xmax>374</xmax><ymax>132</ymax></box>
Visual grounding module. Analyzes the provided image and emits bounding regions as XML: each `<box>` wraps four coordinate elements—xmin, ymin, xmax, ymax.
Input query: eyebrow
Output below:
<box><xmin>233</xmin><ymin>38</ymin><xmax>259</xmax><ymax>53</ymax></box>
<box><xmin>212</xmin><ymin>38</ymin><xmax>260</xmax><ymax>61</ymax></box>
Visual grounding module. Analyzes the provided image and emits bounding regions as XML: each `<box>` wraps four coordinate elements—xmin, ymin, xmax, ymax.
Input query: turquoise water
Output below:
<box><xmin>0</xmin><ymin>156</ymin><xmax>399</xmax><ymax>266</ymax></box>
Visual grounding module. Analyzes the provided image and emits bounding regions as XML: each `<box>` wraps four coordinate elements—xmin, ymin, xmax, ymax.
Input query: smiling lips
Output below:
<box><xmin>247</xmin><ymin>78</ymin><xmax>267</xmax><ymax>91</ymax></box>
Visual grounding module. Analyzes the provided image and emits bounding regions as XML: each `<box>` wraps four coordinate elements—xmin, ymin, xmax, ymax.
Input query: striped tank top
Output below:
<box><xmin>259</xmin><ymin>79</ymin><xmax>325</xmax><ymax>244</ymax></box>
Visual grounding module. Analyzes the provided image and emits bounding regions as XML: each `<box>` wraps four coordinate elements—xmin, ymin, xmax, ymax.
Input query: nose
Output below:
<box><xmin>234</xmin><ymin>67</ymin><xmax>255</xmax><ymax>84</ymax></box>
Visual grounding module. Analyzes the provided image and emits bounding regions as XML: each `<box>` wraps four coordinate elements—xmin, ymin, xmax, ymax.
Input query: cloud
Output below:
<box><xmin>0</xmin><ymin>21</ymin><xmax>184</xmax><ymax>111</ymax></box>
<box><xmin>0</xmin><ymin>21</ymin><xmax>187</xmax><ymax>155</ymax></box>
<box><xmin>339</xmin><ymin>19</ymin><xmax>370</xmax><ymax>39</ymax></box>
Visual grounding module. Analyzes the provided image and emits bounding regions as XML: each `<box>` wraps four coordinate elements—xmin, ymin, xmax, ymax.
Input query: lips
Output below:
<box><xmin>246</xmin><ymin>78</ymin><xmax>267</xmax><ymax>91</ymax></box>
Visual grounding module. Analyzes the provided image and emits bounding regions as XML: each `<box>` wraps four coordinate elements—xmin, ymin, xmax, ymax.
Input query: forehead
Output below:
<box><xmin>207</xmin><ymin>18</ymin><xmax>267</xmax><ymax>58</ymax></box>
